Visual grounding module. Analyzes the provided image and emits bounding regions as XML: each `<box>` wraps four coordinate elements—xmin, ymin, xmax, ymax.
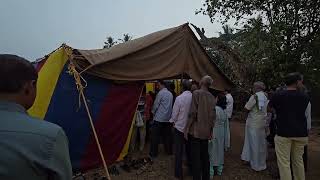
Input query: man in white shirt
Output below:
<box><xmin>241</xmin><ymin>82</ymin><xmax>268</xmax><ymax>171</ymax></box>
<box><xmin>149</xmin><ymin>80</ymin><xmax>173</xmax><ymax>158</ymax></box>
<box><xmin>225</xmin><ymin>90</ymin><xmax>234</xmax><ymax>119</ymax></box>
<box><xmin>225</xmin><ymin>89</ymin><xmax>233</xmax><ymax>150</ymax></box>
<box><xmin>170</xmin><ymin>80</ymin><xmax>192</xmax><ymax>179</ymax></box>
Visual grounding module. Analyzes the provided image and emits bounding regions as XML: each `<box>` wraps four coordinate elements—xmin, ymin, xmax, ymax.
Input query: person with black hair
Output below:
<box><xmin>208</xmin><ymin>93</ymin><xmax>228</xmax><ymax>177</ymax></box>
<box><xmin>149</xmin><ymin>80</ymin><xmax>173</xmax><ymax>158</ymax></box>
<box><xmin>169</xmin><ymin>81</ymin><xmax>177</xmax><ymax>105</ymax></box>
<box><xmin>0</xmin><ymin>54</ymin><xmax>72</xmax><ymax>180</ymax></box>
<box><xmin>144</xmin><ymin>91</ymin><xmax>154</xmax><ymax>142</ymax></box>
<box><xmin>191</xmin><ymin>81</ymin><xmax>199</xmax><ymax>93</ymax></box>
<box><xmin>169</xmin><ymin>80</ymin><xmax>192</xmax><ymax>179</ymax></box>
<box><xmin>266</xmin><ymin>87</ymin><xmax>277</xmax><ymax>147</ymax></box>
<box><xmin>269</xmin><ymin>72</ymin><xmax>311</xmax><ymax>180</ymax></box>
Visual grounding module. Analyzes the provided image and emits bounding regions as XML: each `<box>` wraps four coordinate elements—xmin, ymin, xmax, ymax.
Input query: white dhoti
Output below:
<box><xmin>242</xmin><ymin>92</ymin><xmax>268</xmax><ymax>171</ymax></box>
<box><xmin>224</xmin><ymin>117</ymin><xmax>230</xmax><ymax>150</ymax></box>
<box><xmin>241</xmin><ymin>125</ymin><xmax>267</xmax><ymax>171</ymax></box>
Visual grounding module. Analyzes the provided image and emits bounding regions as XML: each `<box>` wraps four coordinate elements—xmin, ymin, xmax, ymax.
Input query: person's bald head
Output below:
<box><xmin>0</xmin><ymin>54</ymin><xmax>38</xmax><ymax>109</ymax></box>
<box><xmin>200</xmin><ymin>75</ymin><xmax>213</xmax><ymax>88</ymax></box>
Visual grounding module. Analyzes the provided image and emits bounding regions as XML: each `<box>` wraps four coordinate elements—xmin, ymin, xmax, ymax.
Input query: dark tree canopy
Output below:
<box><xmin>196</xmin><ymin>0</ymin><xmax>320</xmax><ymax>89</ymax></box>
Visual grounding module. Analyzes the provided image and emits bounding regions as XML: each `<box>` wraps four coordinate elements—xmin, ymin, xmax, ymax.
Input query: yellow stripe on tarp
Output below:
<box><xmin>28</xmin><ymin>48</ymin><xmax>69</xmax><ymax>119</ymax></box>
<box><xmin>175</xmin><ymin>79</ymin><xmax>181</xmax><ymax>95</ymax></box>
<box><xmin>146</xmin><ymin>82</ymin><xmax>154</xmax><ymax>93</ymax></box>
<box><xmin>117</xmin><ymin>112</ymin><xmax>136</xmax><ymax>161</ymax></box>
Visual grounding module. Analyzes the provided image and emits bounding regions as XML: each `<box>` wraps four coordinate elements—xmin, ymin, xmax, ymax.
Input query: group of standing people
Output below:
<box><xmin>241</xmin><ymin>73</ymin><xmax>312</xmax><ymax>180</ymax></box>
<box><xmin>148</xmin><ymin>76</ymin><xmax>232</xmax><ymax>180</ymax></box>
<box><xmin>0</xmin><ymin>54</ymin><xmax>313</xmax><ymax>180</ymax></box>
<box><xmin>147</xmin><ymin>72</ymin><xmax>311</xmax><ymax>180</ymax></box>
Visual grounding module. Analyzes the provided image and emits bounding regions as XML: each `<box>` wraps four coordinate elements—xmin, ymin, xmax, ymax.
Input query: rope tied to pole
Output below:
<box><xmin>64</xmin><ymin>46</ymin><xmax>111</xmax><ymax>180</ymax></box>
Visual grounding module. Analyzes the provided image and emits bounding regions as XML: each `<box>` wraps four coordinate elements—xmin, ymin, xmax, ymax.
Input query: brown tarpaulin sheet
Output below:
<box><xmin>74</xmin><ymin>23</ymin><xmax>233</xmax><ymax>90</ymax></box>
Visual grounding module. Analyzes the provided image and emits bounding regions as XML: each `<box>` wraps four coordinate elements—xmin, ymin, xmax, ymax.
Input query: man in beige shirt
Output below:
<box><xmin>184</xmin><ymin>75</ymin><xmax>216</xmax><ymax>180</ymax></box>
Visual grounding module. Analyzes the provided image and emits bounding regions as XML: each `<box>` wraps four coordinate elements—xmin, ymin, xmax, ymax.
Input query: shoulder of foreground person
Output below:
<box><xmin>23</xmin><ymin>114</ymin><xmax>66</xmax><ymax>138</ymax></box>
<box><xmin>26</xmin><ymin>115</ymin><xmax>73</xmax><ymax>179</ymax></box>
<box><xmin>1</xmin><ymin>110</ymin><xmax>66</xmax><ymax>139</ymax></box>
<box><xmin>193</xmin><ymin>89</ymin><xmax>210</xmax><ymax>95</ymax></box>
<box><xmin>0</xmin><ymin>112</ymin><xmax>72</xmax><ymax>179</ymax></box>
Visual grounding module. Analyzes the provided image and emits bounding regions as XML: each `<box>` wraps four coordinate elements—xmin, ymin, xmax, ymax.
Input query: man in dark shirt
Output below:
<box><xmin>269</xmin><ymin>72</ymin><xmax>311</xmax><ymax>180</ymax></box>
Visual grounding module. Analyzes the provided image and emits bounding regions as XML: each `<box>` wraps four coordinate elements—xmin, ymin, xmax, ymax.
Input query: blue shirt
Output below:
<box><xmin>0</xmin><ymin>101</ymin><xmax>72</xmax><ymax>180</ymax></box>
<box><xmin>152</xmin><ymin>88</ymin><xmax>173</xmax><ymax>122</ymax></box>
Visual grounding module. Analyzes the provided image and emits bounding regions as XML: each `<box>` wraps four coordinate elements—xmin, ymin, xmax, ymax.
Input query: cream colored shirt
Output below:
<box><xmin>244</xmin><ymin>92</ymin><xmax>268</xmax><ymax>128</ymax></box>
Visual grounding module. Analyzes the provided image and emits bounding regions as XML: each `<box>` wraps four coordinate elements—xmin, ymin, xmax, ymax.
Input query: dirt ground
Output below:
<box><xmin>83</xmin><ymin>121</ymin><xmax>320</xmax><ymax>180</ymax></box>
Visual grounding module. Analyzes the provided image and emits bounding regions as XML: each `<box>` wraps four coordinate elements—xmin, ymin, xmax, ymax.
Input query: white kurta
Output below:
<box><xmin>225</xmin><ymin>93</ymin><xmax>234</xmax><ymax>119</ymax></box>
<box><xmin>208</xmin><ymin>106</ymin><xmax>228</xmax><ymax>166</ymax></box>
<box><xmin>225</xmin><ymin>93</ymin><xmax>233</xmax><ymax>150</ymax></box>
<box><xmin>241</xmin><ymin>92</ymin><xmax>268</xmax><ymax>171</ymax></box>
<box><xmin>224</xmin><ymin>117</ymin><xmax>230</xmax><ymax>150</ymax></box>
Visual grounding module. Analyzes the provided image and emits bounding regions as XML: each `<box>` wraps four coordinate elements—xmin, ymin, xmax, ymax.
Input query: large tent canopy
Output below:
<box><xmin>29</xmin><ymin>23</ymin><xmax>234</xmax><ymax>171</ymax></box>
<box><xmin>73</xmin><ymin>23</ymin><xmax>233</xmax><ymax>90</ymax></box>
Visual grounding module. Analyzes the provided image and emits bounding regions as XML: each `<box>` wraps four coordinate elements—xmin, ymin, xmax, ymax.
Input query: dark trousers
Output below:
<box><xmin>189</xmin><ymin>135</ymin><xmax>210</xmax><ymax>180</ymax></box>
<box><xmin>149</xmin><ymin>121</ymin><xmax>173</xmax><ymax>157</ymax></box>
<box><xmin>146</xmin><ymin>121</ymin><xmax>151</xmax><ymax>142</ymax></box>
<box><xmin>174</xmin><ymin>129</ymin><xmax>185</xmax><ymax>178</ymax></box>
<box><xmin>267</xmin><ymin>117</ymin><xmax>277</xmax><ymax>146</ymax></box>
<box><xmin>185</xmin><ymin>138</ymin><xmax>192</xmax><ymax>175</ymax></box>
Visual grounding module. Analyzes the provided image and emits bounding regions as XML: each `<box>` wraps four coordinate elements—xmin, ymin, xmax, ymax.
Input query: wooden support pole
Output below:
<box><xmin>80</xmin><ymin>90</ymin><xmax>111</xmax><ymax>180</ymax></box>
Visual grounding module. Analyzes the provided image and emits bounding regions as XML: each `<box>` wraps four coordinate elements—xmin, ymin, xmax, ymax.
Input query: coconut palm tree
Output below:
<box><xmin>118</xmin><ymin>33</ymin><xmax>132</xmax><ymax>43</ymax></box>
<box><xmin>219</xmin><ymin>25</ymin><xmax>234</xmax><ymax>42</ymax></box>
<box><xmin>104</xmin><ymin>36</ymin><xmax>117</xmax><ymax>49</ymax></box>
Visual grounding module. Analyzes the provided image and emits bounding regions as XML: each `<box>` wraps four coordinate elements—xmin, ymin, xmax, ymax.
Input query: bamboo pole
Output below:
<box><xmin>65</xmin><ymin>46</ymin><xmax>111</xmax><ymax>179</ymax></box>
<box><xmin>80</xmin><ymin>90</ymin><xmax>111</xmax><ymax>180</ymax></box>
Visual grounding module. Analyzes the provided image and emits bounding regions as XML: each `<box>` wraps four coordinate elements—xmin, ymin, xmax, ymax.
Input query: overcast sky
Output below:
<box><xmin>0</xmin><ymin>0</ymin><xmax>223</xmax><ymax>60</ymax></box>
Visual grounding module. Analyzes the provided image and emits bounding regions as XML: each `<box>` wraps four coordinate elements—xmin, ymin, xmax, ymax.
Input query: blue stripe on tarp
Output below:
<box><xmin>44</xmin><ymin>63</ymin><xmax>110</xmax><ymax>171</ymax></box>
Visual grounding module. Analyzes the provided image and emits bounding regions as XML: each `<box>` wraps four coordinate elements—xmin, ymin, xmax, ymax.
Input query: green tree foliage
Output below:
<box><xmin>219</xmin><ymin>25</ymin><xmax>234</xmax><ymax>42</ymax></box>
<box><xmin>118</xmin><ymin>33</ymin><xmax>132</xmax><ymax>43</ymax></box>
<box><xmin>197</xmin><ymin>0</ymin><xmax>320</xmax><ymax>89</ymax></box>
<box><xmin>103</xmin><ymin>36</ymin><xmax>117</xmax><ymax>49</ymax></box>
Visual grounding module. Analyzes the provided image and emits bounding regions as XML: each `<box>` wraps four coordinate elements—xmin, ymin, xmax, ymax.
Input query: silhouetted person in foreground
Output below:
<box><xmin>0</xmin><ymin>54</ymin><xmax>72</xmax><ymax>180</ymax></box>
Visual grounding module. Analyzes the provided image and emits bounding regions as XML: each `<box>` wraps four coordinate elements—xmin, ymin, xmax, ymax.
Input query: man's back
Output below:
<box><xmin>226</xmin><ymin>93</ymin><xmax>234</xmax><ymax>119</ymax></box>
<box><xmin>169</xmin><ymin>91</ymin><xmax>192</xmax><ymax>132</ymax></box>
<box><xmin>189</xmin><ymin>89</ymin><xmax>216</xmax><ymax>139</ymax></box>
<box><xmin>0</xmin><ymin>101</ymin><xmax>72</xmax><ymax>180</ymax></box>
<box><xmin>270</xmin><ymin>90</ymin><xmax>310</xmax><ymax>137</ymax></box>
<box><xmin>152</xmin><ymin>88</ymin><xmax>173</xmax><ymax>122</ymax></box>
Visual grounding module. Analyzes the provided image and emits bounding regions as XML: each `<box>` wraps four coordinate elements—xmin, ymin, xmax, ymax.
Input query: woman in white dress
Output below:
<box><xmin>208</xmin><ymin>94</ymin><xmax>229</xmax><ymax>176</ymax></box>
<box><xmin>241</xmin><ymin>81</ymin><xmax>268</xmax><ymax>171</ymax></box>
